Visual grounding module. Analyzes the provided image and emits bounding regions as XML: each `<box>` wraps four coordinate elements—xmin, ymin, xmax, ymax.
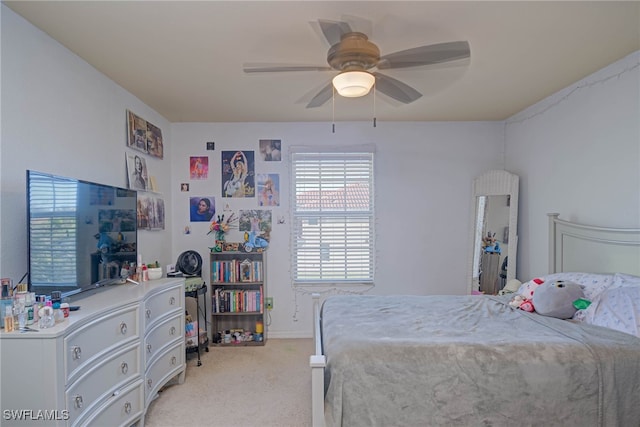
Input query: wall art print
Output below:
<box><xmin>222</xmin><ymin>151</ymin><xmax>255</xmax><ymax>198</ymax></box>
<box><xmin>190</xmin><ymin>156</ymin><xmax>209</xmax><ymax>180</ymax></box>
<box><xmin>137</xmin><ymin>195</ymin><xmax>165</xmax><ymax>230</ymax></box>
<box><xmin>239</xmin><ymin>210</ymin><xmax>272</xmax><ymax>238</ymax></box>
<box><xmin>189</xmin><ymin>196</ymin><xmax>215</xmax><ymax>222</ymax></box>
<box><xmin>257</xmin><ymin>174</ymin><xmax>279</xmax><ymax>206</ymax></box>
<box><xmin>126</xmin><ymin>153</ymin><xmax>149</xmax><ymax>191</ymax></box>
<box><xmin>126</xmin><ymin>110</ymin><xmax>164</xmax><ymax>159</ymax></box>
<box><xmin>259</xmin><ymin>139</ymin><xmax>281</xmax><ymax>161</ymax></box>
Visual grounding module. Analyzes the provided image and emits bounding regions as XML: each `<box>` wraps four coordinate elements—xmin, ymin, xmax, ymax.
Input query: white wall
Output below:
<box><xmin>505</xmin><ymin>51</ymin><xmax>640</xmax><ymax>280</ymax></box>
<box><xmin>171</xmin><ymin>121</ymin><xmax>503</xmax><ymax>337</ymax></box>
<box><xmin>0</xmin><ymin>6</ymin><xmax>174</xmax><ymax>284</ymax></box>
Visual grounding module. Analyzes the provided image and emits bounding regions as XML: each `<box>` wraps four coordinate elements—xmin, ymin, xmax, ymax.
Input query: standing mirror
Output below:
<box><xmin>467</xmin><ymin>170</ymin><xmax>519</xmax><ymax>294</ymax></box>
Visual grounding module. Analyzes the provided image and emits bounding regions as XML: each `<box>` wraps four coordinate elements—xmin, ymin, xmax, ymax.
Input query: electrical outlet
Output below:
<box><xmin>266</xmin><ymin>297</ymin><xmax>273</xmax><ymax>310</ymax></box>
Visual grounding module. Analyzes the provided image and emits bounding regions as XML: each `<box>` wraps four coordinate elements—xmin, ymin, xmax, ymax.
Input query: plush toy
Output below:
<box><xmin>509</xmin><ymin>277</ymin><xmax>544</xmax><ymax>312</ymax></box>
<box><xmin>508</xmin><ymin>294</ymin><xmax>526</xmax><ymax>308</ymax></box>
<box><xmin>519</xmin><ymin>277</ymin><xmax>545</xmax><ymax>299</ymax></box>
<box><xmin>532</xmin><ymin>280</ymin><xmax>585</xmax><ymax>319</ymax></box>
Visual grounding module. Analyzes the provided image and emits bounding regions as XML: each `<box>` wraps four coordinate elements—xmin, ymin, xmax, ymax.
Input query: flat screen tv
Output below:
<box><xmin>27</xmin><ymin>170</ymin><xmax>137</xmax><ymax>297</ymax></box>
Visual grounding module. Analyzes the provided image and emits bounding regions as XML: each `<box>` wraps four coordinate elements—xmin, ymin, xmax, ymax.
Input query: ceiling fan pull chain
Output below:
<box><xmin>332</xmin><ymin>86</ymin><xmax>336</xmax><ymax>133</ymax></box>
<box><xmin>373</xmin><ymin>82</ymin><xmax>377</xmax><ymax>128</ymax></box>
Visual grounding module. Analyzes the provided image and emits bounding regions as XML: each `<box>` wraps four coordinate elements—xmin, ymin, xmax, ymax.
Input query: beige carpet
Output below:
<box><xmin>144</xmin><ymin>338</ymin><xmax>314</xmax><ymax>427</ymax></box>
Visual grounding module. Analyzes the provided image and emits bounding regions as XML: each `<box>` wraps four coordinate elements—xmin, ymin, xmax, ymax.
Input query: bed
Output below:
<box><xmin>310</xmin><ymin>214</ymin><xmax>640</xmax><ymax>426</ymax></box>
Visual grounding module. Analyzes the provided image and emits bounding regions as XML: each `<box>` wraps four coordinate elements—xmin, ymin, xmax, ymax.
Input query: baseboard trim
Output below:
<box><xmin>267</xmin><ymin>330</ymin><xmax>313</xmax><ymax>339</ymax></box>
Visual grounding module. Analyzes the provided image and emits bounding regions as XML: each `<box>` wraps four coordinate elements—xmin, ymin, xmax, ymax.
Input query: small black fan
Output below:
<box><xmin>176</xmin><ymin>250</ymin><xmax>203</xmax><ymax>276</ymax></box>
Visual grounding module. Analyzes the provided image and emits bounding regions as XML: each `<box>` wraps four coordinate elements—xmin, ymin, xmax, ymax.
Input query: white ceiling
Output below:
<box><xmin>4</xmin><ymin>1</ymin><xmax>639</xmax><ymax>123</ymax></box>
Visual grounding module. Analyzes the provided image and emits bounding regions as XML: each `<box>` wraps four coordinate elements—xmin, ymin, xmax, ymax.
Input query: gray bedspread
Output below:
<box><xmin>321</xmin><ymin>294</ymin><xmax>640</xmax><ymax>427</ymax></box>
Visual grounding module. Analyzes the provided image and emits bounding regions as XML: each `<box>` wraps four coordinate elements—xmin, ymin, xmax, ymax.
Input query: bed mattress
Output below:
<box><xmin>321</xmin><ymin>294</ymin><xmax>640</xmax><ymax>427</ymax></box>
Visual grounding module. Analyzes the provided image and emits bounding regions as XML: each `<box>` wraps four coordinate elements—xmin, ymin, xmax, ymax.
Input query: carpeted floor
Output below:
<box><xmin>144</xmin><ymin>338</ymin><xmax>314</xmax><ymax>427</ymax></box>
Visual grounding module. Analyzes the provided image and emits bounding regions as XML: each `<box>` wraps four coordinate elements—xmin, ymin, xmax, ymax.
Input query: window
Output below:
<box><xmin>291</xmin><ymin>147</ymin><xmax>375</xmax><ymax>285</ymax></box>
<box><xmin>29</xmin><ymin>174</ymin><xmax>77</xmax><ymax>286</ymax></box>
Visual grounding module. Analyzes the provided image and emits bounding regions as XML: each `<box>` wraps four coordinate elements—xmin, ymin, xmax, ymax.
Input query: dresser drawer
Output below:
<box><xmin>66</xmin><ymin>343</ymin><xmax>140</xmax><ymax>425</ymax></box>
<box><xmin>65</xmin><ymin>305</ymin><xmax>139</xmax><ymax>383</ymax></box>
<box><xmin>144</xmin><ymin>313</ymin><xmax>183</xmax><ymax>366</ymax></box>
<box><xmin>145</xmin><ymin>342</ymin><xmax>184</xmax><ymax>403</ymax></box>
<box><xmin>143</xmin><ymin>286</ymin><xmax>182</xmax><ymax>330</ymax></box>
<box><xmin>75</xmin><ymin>378</ymin><xmax>144</xmax><ymax>427</ymax></box>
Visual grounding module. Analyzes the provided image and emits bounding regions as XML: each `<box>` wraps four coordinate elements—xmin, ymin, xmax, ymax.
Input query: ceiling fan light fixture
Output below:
<box><xmin>332</xmin><ymin>71</ymin><xmax>375</xmax><ymax>97</ymax></box>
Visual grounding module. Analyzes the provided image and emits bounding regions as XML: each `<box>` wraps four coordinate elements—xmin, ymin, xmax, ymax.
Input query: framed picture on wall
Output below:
<box><xmin>126</xmin><ymin>153</ymin><xmax>149</xmax><ymax>191</ymax></box>
<box><xmin>126</xmin><ymin>110</ymin><xmax>164</xmax><ymax>159</ymax></box>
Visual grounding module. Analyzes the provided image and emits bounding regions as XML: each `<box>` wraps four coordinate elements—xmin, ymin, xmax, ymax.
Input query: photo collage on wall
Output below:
<box><xmin>183</xmin><ymin>139</ymin><xmax>282</xmax><ymax>250</ymax></box>
<box><xmin>125</xmin><ymin>110</ymin><xmax>165</xmax><ymax>230</ymax></box>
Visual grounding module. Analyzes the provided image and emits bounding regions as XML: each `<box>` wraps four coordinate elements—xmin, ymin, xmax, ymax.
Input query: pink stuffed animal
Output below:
<box><xmin>510</xmin><ymin>278</ymin><xmax>544</xmax><ymax>312</ymax></box>
<box><xmin>519</xmin><ymin>278</ymin><xmax>544</xmax><ymax>299</ymax></box>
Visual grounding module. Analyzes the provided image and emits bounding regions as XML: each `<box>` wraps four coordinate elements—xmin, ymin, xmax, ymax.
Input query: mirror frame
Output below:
<box><xmin>467</xmin><ymin>170</ymin><xmax>519</xmax><ymax>294</ymax></box>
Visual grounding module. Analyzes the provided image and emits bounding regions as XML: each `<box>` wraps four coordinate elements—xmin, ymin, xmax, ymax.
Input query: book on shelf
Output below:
<box><xmin>212</xmin><ymin>286</ymin><xmax>263</xmax><ymax>313</ymax></box>
<box><xmin>211</xmin><ymin>259</ymin><xmax>263</xmax><ymax>283</ymax></box>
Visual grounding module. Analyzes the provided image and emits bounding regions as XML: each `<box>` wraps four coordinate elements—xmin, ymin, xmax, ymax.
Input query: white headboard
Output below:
<box><xmin>548</xmin><ymin>213</ymin><xmax>640</xmax><ymax>276</ymax></box>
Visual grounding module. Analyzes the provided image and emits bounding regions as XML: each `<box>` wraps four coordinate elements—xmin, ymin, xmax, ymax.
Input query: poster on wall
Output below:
<box><xmin>126</xmin><ymin>110</ymin><xmax>164</xmax><ymax>159</ymax></box>
<box><xmin>190</xmin><ymin>156</ymin><xmax>209</xmax><ymax>180</ymax></box>
<box><xmin>257</xmin><ymin>174</ymin><xmax>279</xmax><ymax>206</ymax></box>
<box><xmin>259</xmin><ymin>139</ymin><xmax>281</xmax><ymax>161</ymax></box>
<box><xmin>137</xmin><ymin>195</ymin><xmax>165</xmax><ymax>230</ymax></box>
<box><xmin>146</xmin><ymin>122</ymin><xmax>164</xmax><ymax>159</ymax></box>
<box><xmin>239</xmin><ymin>210</ymin><xmax>272</xmax><ymax>238</ymax></box>
<box><xmin>189</xmin><ymin>196</ymin><xmax>215</xmax><ymax>222</ymax></box>
<box><xmin>126</xmin><ymin>153</ymin><xmax>149</xmax><ymax>191</ymax></box>
<box><xmin>222</xmin><ymin>151</ymin><xmax>255</xmax><ymax>198</ymax></box>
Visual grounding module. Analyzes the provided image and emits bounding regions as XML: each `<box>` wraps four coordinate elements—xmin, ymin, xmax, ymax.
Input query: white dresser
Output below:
<box><xmin>0</xmin><ymin>278</ymin><xmax>185</xmax><ymax>426</ymax></box>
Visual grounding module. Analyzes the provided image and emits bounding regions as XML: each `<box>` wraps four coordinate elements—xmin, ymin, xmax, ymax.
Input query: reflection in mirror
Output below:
<box><xmin>467</xmin><ymin>170</ymin><xmax>519</xmax><ymax>294</ymax></box>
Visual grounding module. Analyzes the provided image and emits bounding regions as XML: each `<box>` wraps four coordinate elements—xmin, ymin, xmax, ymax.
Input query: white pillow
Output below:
<box><xmin>612</xmin><ymin>273</ymin><xmax>640</xmax><ymax>288</ymax></box>
<box><xmin>542</xmin><ymin>272</ymin><xmax>614</xmax><ymax>301</ymax></box>
<box><xmin>578</xmin><ymin>286</ymin><xmax>640</xmax><ymax>338</ymax></box>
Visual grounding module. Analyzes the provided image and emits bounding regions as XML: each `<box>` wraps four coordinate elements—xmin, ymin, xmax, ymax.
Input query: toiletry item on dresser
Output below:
<box><xmin>38</xmin><ymin>301</ymin><xmax>55</xmax><ymax>329</ymax></box>
<box><xmin>14</xmin><ymin>292</ymin><xmax>27</xmax><ymax>329</ymax></box>
<box><xmin>52</xmin><ymin>302</ymin><xmax>64</xmax><ymax>323</ymax></box>
<box><xmin>0</xmin><ymin>297</ymin><xmax>13</xmax><ymax>329</ymax></box>
<box><xmin>4</xmin><ymin>305</ymin><xmax>14</xmax><ymax>332</ymax></box>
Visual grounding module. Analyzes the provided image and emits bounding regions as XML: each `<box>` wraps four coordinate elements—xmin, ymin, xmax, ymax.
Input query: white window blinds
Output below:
<box><xmin>291</xmin><ymin>149</ymin><xmax>375</xmax><ymax>285</ymax></box>
<box><xmin>29</xmin><ymin>174</ymin><xmax>78</xmax><ymax>285</ymax></box>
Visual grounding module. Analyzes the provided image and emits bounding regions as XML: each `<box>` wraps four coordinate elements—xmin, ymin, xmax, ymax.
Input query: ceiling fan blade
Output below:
<box><xmin>373</xmin><ymin>72</ymin><xmax>422</xmax><ymax>104</ymax></box>
<box><xmin>377</xmin><ymin>41</ymin><xmax>470</xmax><ymax>70</ymax></box>
<box><xmin>340</xmin><ymin>14</ymin><xmax>373</xmax><ymax>38</ymax></box>
<box><xmin>306</xmin><ymin>82</ymin><xmax>334</xmax><ymax>108</ymax></box>
<box><xmin>244</xmin><ymin>63</ymin><xmax>332</xmax><ymax>73</ymax></box>
<box><xmin>318</xmin><ymin>19</ymin><xmax>352</xmax><ymax>46</ymax></box>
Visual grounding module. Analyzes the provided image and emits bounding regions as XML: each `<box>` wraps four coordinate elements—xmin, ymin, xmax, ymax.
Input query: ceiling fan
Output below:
<box><xmin>243</xmin><ymin>18</ymin><xmax>470</xmax><ymax>108</ymax></box>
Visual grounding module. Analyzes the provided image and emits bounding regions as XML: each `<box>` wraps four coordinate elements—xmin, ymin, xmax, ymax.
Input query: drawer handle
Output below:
<box><xmin>171</xmin><ymin>356</ymin><xmax>177</xmax><ymax>366</ymax></box>
<box><xmin>147</xmin><ymin>378</ymin><xmax>153</xmax><ymax>389</ymax></box>
<box><xmin>169</xmin><ymin>296</ymin><xmax>176</xmax><ymax>305</ymax></box>
<box><xmin>120</xmin><ymin>322</ymin><xmax>128</xmax><ymax>335</ymax></box>
<box><xmin>147</xmin><ymin>344</ymin><xmax>152</xmax><ymax>353</ymax></box>
<box><xmin>124</xmin><ymin>401</ymin><xmax>132</xmax><ymax>414</ymax></box>
<box><xmin>73</xmin><ymin>394</ymin><xmax>83</xmax><ymax>409</ymax></box>
<box><xmin>121</xmin><ymin>362</ymin><xmax>128</xmax><ymax>374</ymax></box>
<box><xmin>146</xmin><ymin>308</ymin><xmax>151</xmax><ymax>319</ymax></box>
<box><xmin>71</xmin><ymin>346</ymin><xmax>82</xmax><ymax>360</ymax></box>
<box><xmin>170</xmin><ymin>326</ymin><xmax>176</xmax><ymax>336</ymax></box>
